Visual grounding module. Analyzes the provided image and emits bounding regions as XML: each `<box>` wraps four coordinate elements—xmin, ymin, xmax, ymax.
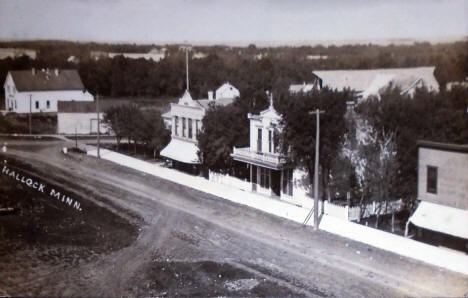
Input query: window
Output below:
<box><xmin>195</xmin><ymin>120</ymin><xmax>199</xmax><ymax>135</ymax></box>
<box><xmin>14</xmin><ymin>100</ymin><xmax>17</xmax><ymax>109</ymax></box>
<box><xmin>427</xmin><ymin>166</ymin><xmax>438</xmax><ymax>194</ymax></box>
<box><xmin>260</xmin><ymin>167</ymin><xmax>270</xmax><ymax>189</ymax></box>
<box><xmin>182</xmin><ymin>117</ymin><xmax>186</xmax><ymax>137</ymax></box>
<box><xmin>282</xmin><ymin>169</ymin><xmax>293</xmax><ymax>196</ymax></box>
<box><xmin>188</xmin><ymin>118</ymin><xmax>193</xmax><ymax>139</ymax></box>
<box><xmin>35</xmin><ymin>101</ymin><xmax>39</xmax><ymax>109</ymax></box>
<box><xmin>46</xmin><ymin>100</ymin><xmax>50</xmax><ymax>109</ymax></box>
<box><xmin>269</xmin><ymin>130</ymin><xmax>275</xmax><ymax>153</ymax></box>
<box><xmin>174</xmin><ymin>116</ymin><xmax>179</xmax><ymax>135</ymax></box>
<box><xmin>257</xmin><ymin>128</ymin><xmax>262</xmax><ymax>152</ymax></box>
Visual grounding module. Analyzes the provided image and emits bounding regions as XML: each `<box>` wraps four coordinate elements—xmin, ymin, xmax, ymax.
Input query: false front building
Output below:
<box><xmin>231</xmin><ymin>98</ymin><xmax>312</xmax><ymax>207</ymax></box>
<box><xmin>160</xmin><ymin>90</ymin><xmax>234</xmax><ymax>174</ymax></box>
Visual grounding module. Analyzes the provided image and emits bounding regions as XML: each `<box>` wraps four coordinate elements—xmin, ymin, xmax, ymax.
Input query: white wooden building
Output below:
<box><xmin>407</xmin><ymin>141</ymin><xmax>468</xmax><ymax>239</ymax></box>
<box><xmin>3</xmin><ymin>68</ymin><xmax>94</xmax><ymax>113</ymax></box>
<box><xmin>231</xmin><ymin>95</ymin><xmax>312</xmax><ymax>207</ymax></box>
<box><xmin>215</xmin><ymin>82</ymin><xmax>240</xmax><ymax>100</ymax></box>
<box><xmin>312</xmin><ymin>66</ymin><xmax>439</xmax><ymax>102</ymax></box>
<box><xmin>160</xmin><ymin>90</ymin><xmax>234</xmax><ymax>172</ymax></box>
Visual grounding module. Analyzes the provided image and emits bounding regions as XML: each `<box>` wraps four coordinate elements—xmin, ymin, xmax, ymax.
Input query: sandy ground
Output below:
<box><xmin>0</xmin><ymin>138</ymin><xmax>467</xmax><ymax>297</ymax></box>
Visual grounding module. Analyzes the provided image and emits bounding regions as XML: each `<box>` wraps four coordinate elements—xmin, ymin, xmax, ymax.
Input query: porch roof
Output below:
<box><xmin>160</xmin><ymin>138</ymin><xmax>200</xmax><ymax>164</ymax></box>
<box><xmin>409</xmin><ymin>201</ymin><xmax>468</xmax><ymax>239</ymax></box>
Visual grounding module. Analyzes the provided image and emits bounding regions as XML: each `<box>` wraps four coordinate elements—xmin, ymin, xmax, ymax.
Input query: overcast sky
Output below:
<box><xmin>0</xmin><ymin>0</ymin><xmax>466</xmax><ymax>45</ymax></box>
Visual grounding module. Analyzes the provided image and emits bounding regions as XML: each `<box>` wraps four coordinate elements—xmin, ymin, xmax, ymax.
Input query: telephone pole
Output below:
<box><xmin>96</xmin><ymin>93</ymin><xmax>100</xmax><ymax>159</ymax></box>
<box><xmin>29</xmin><ymin>94</ymin><xmax>32</xmax><ymax>135</ymax></box>
<box><xmin>304</xmin><ymin>109</ymin><xmax>325</xmax><ymax>230</ymax></box>
<box><xmin>186</xmin><ymin>47</ymin><xmax>190</xmax><ymax>91</ymax></box>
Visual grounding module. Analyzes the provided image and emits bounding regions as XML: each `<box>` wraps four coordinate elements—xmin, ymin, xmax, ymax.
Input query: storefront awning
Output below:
<box><xmin>409</xmin><ymin>201</ymin><xmax>468</xmax><ymax>239</ymax></box>
<box><xmin>160</xmin><ymin>138</ymin><xmax>200</xmax><ymax>164</ymax></box>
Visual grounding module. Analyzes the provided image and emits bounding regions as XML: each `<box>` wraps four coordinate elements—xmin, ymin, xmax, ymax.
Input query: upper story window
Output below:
<box><xmin>35</xmin><ymin>101</ymin><xmax>39</xmax><ymax>109</ymax></box>
<box><xmin>182</xmin><ymin>117</ymin><xmax>186</xmax><ymax>137</ymax></box>
<box><xmin>188</xmin><ymin>118</ymin><xmax>193</xmax><ymax>139</ymax></box>
<box><xmin>174</xmin><ymin>116</ymin><xmax>179</xmax><ymax>136</ymax></box>
<box><xmin>427</xmin><ymin>166</ymin><xmax>438</xmax><ymax>194</ymax></box>
<box><xmin>257</xmin><ymin>128</ymin><xmax>262</xmax><ymax>152</ymax></box>
<box><xmin>46</xmin><ymin>100</ymin><xmax>50</xmax><ymax>109</ymax></box>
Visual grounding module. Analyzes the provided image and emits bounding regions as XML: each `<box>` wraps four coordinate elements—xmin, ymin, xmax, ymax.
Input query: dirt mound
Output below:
<box><xmin>128</xmin><ymin>259</ymin><xmax>304</xmax><ymax>297</ymax></box>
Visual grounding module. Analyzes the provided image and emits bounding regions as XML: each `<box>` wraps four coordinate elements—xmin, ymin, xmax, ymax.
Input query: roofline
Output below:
<box><xmin>417</xmin><ymin>140</ymin><xmax>468</xmax><ymax>153</ymax></box>
<box><xmin>312</xmin><ymin>66</ymin><xmax>436</xmax><ymax>74</ymax></box>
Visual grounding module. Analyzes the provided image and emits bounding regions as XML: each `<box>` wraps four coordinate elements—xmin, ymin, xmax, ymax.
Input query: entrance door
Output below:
<box><xmin>251</xmin><ymin>165</ymin><xmax>257</xmax><ymax>192</ymax></box>
<box><xmin>271</xmin><ymin>170</ymin><xmax>281</xmax><ymax>196</ymax></box>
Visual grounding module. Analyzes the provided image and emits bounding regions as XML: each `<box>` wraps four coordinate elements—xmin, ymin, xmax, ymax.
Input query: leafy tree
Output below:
<box><xmin>279</xmin><ymin>88</ymin><xmax>351</xmax><ymax>198</ymax></box>
<box><xmin>197</xmin><ymin>102</ymin><xmax>249</xmax><ymax>173</ymax></box>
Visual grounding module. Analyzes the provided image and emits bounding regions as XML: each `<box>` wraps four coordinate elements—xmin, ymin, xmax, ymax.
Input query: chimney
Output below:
<box><xmin>208</xmin><ymin>90</ymin><xmax>214</xmax><ymax>101</ymax></box>
<box><xmin>31</xmin><ymin>68</ymin><xmax>36</xmax><ymax>75</ymax></box>
<box><xmin>54</xmin><ymin>68</ymin><xmax>59</xmax><ymax>76</ymax></box>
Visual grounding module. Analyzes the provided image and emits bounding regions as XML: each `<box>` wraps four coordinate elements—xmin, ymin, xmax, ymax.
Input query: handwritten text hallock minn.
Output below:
<box><xmin>2</xmin><ymin>165</ymin><xmax>82</xmax><ymax>212</ymax></box>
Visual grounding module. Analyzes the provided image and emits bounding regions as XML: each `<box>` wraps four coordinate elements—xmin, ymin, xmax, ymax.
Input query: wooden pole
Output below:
<box><xmin>97</xmin><ymin>94</ymin><xmax>100</xmax><ymax>159</ymax></box>
<box><xmin>186</xmin><ymin>48</ymin><xmax>189</xmax><ymax>91</ymax></box>
<box><xmin>303</xmin><ymin>109</ymin><xmax>325</xmax><ymax>229</ymax></box>
<box><xmin>29</xmin><ymin>94</ymin><xmax>32</xmax><ymax>135</ymax></box>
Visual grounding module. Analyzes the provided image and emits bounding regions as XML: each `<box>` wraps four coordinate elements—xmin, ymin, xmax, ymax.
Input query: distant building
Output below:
<box><xmin>313</xmin><ymin>66</ymin><xmax>439</xmax><ymax>102</ymax></box>
<box><xmin>56</xmin><ymin>100</ymin><xmax>128</xmax><ymax>135</ymax></box>
<box><xmin>289</xmin><ymin>81</ymin><xmax>319</xmax><ymax>94</ymax></box>
<box><xmin>407</xmin><ymin>141</ymin><xmax>468</xmax><ymax>240</ymax></box>
<box><xmin>0</xmin><ymin>48</ymin><xmax>36</xmax><ymax>60</ymax></box>
<box><xmin>192</xmin><ymin>52</ymin><xmax>207</xmax><ymax>59</ymax></box>
<box><xmin>160</xmin><ymin>90</ymin><xmax>234</xmax><ymax>174</ymax></box>
<box><xmin>90</xmin><ymin>48</ymin><xmax>166</xmax><ymax>62</ymax></box>
<box><xmin>3</xmin><ymin>68</ymin><xmax>94</xmax><ymax>113</ymax></box>
<box><xmin>215</xmin><ymin>82</ymin><xmax>240</xmax><ymax>99</ymax></box>
<box><xmin>446</xmin><ymin>77</ymin><xmax>468</xmax><ymax>91</ymax></box>
<box><xmin>306</xmin><ymin>55</ymin><xmax>328</xmax><ymax>60</ymax></box>
<box><xmin>231</xmin><ymin>95</ymin><xmax>312</xmax><ymax>207</ymax></box>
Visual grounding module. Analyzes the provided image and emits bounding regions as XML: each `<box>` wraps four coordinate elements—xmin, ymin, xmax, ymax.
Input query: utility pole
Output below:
<box><xmin>96</xmin><ymin>93</ymin><xmax>100</xmax><ymax>159</ymax></box>
<box><xmin>29</xmin><ymin>94</ymin><xmax>32</xmax><ymax>135</ymax></box>
<box><xmin>303</xmin><ymin>109</ymin><xmax>325</xmax><ymax>230</ymax></box>
<box><xmin>185</xmin><ymin>46</ymin><xmax>190</xmax><ymax>91</ymax></box>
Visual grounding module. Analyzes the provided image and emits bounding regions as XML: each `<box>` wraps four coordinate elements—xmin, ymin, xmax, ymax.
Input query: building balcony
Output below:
<box><xmin>231</xmin><ymin>147</ymin><xmax>288</xmax><ymax>170</ymax></box>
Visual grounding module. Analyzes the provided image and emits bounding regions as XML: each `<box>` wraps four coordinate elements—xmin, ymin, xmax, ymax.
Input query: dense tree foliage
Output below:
<box><xmin>1</xmin><ymin>40</ymin><xmax>467</xmax><ymax>104</ymax></box>
<box><xmin>197</xmin><ymin>102</ymin><xmax>250</xmax><ymax>173</ymax></box>
<box><xmin>356</xmin><ymin>86</ymin><xmax>468</xmax><ymax>203</ymax></box>
<box><xmin>103</xmin><ymin>104</ymin><xmax>170</xmax><ymax>157</ymax></box>
<box><xmin>278</xmin><ymin>88</ymin><xmax>351</xmax><ymax>197</ymax></box>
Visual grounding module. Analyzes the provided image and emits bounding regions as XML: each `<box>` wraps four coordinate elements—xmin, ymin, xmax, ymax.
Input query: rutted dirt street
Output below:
<box><xmin>0</xmin><ymin>138</ymin><xmax>467</xmax><ymax>297</ymax></box>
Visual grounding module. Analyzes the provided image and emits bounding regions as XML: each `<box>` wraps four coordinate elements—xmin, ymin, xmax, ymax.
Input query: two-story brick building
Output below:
<box><xmin>407</xmin><ymin>141</ymin><xmax>468</xmax><ymax>240</ymax></box>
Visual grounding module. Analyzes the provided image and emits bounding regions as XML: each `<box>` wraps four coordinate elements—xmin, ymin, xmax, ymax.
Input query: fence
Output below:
<box><xmin>208</xmin><ymin>171</ymin><xmax>251</xmax><ymax>192</ymax></box>
<box><xmin>324</xmin><ymin>199</ymin><xmax>403</xmax><ymax>221</ymax></box>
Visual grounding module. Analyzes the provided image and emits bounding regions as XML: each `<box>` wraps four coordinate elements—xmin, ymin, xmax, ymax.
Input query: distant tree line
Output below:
<box><xmin>1</xmin><ymin>40</ymin><xmax>467</xmax><ymax>102</ymax></box>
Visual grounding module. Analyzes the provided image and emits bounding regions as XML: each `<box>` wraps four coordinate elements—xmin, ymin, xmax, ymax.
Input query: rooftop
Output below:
<box><xmin>8</xmin><ymin>69</ymin><xmax>86</xmax><ymax>92</ymax></box>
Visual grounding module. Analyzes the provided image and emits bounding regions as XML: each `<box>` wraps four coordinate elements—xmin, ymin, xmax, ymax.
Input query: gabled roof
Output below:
<box><xmin>313</xmin><ymin>66</ymin><xmax>439</xmax><ymax>94</ymax></box>
<box><xmin>8</xmin><ymin>69</ymin><xmax>85</xmax><ymax>92</ymax></box>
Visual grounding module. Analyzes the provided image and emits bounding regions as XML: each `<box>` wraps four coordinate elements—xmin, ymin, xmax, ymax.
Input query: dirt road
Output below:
<box><xmin>1</xmin><ymin>139</ymin><xmax>467</xmax><ymax>297</ymax></box>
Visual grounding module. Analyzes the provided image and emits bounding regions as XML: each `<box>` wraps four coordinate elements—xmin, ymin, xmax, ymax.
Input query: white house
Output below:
<box><xmin>56</xmin><ymin>100</ymin><xmax>128</xmax><ymax>135</ymax></box>
<box><xmin>160</xmin><ymin>90</ymin><xmax>234</xmax><ymax>174</ymax></box>
<box><xmin>231</xmin><ymin>95</ymin><xmax>312</xmax><ymax>207</ymax></box>
<box><xmin>407</xmin><ymin>141</ymin><xmax>468</xmax><ymax>240</ymax></box>
<box><xmin>215</xmin><ymin>82</ymin><xmax>240</xmax><ymax>100</ymax></box>
<box><xmin>313</xmin><ymin>66</ymin><xmax>439</xmax><ymax>102</ymax></box>
<box><xmin>3</xmin><ymin>68</ymin><xmax>94</xmax><ymax>113</ymax></box>
<box><xmin>289</xmin><ymin>81</ymin><xmax>319</xmax><ymax>94</ymax></box>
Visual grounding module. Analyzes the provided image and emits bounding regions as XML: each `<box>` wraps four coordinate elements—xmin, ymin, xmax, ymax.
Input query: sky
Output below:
<box><xmin>0</xmin><ymin>0</ymin><xmax>466</xmax><ymax>45</ymax></box>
